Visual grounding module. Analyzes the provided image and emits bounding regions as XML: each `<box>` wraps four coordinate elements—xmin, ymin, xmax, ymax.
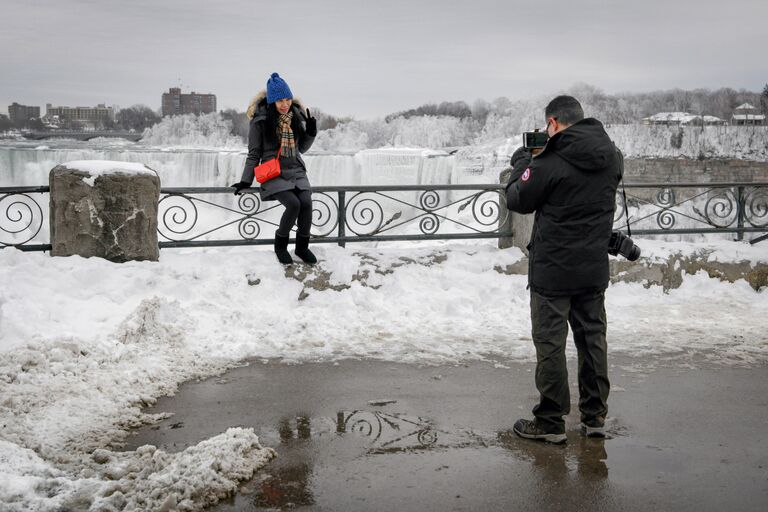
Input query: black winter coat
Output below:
<box><xmin>505</xmin><ymin>118</ymin><xmax>622</xmax><ymax>295</ymax></box>
<box><xmin>240</xmin><ymin>92</ymin><xmax>316</xmax><ymax>201</ymax></box>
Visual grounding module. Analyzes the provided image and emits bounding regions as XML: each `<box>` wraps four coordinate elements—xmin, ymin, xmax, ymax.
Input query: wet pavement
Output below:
<box><xmin>125</xmin><ymin>357</ymin><xmax>768</xmax><ymax>511</ymax></box>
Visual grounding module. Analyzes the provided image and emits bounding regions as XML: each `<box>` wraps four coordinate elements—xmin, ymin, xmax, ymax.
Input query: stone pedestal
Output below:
<box><xmin>498</xmin><ymin>167</ymin><xmax>534</xmax><ymax>254</ymax></box>
<box><xmin>49</xmin><ymin>161</ymin><xmax>160</xmax><ymax>262</ymax></box>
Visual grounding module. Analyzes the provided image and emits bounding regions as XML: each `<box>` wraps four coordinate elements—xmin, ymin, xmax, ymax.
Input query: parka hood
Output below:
<box><xmin>544</xmin><ymin>118</ymin><xmax>617</xmax><ymax>172</ymax></box>
<box><xmin>246</xmin><ymin>90</ymin><xmax>305</xmax><ymax>120</ymax></box>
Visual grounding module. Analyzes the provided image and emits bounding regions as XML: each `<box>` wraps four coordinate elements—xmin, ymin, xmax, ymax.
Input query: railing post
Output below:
<box><xmin>736</xmin><ymin>186</ymin><xmax>745</xmax><ymax>241</ymax></box>
<box><xmin>338</xmin><ymin>190</ymin><xmax>346</xmax><ymax>248</ymax></box>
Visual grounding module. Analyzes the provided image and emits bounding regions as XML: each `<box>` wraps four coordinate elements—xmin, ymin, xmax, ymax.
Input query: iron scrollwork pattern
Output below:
<box><xmin>158</xmin><ymin>194</ymin><xmax>199</xmax><ymax>241</ymax></box>
<box><xmin>702</xmin><ymin>189</ymin><xmax>738</xmax><ymax>228</ymax></box>
<box><xmin>469</xmin><ymin>190</ymin><xmax>507</xmax><ymax>228</ymax></box>
<box><xmin>236</xmin><ymin>193</ymin><xmax>262</xmax><ymax>239</ymax></box>
<box><xmin>418</xmin><ymin>190</ymin><xmax>441</xmax><ymax>235</ymax></box>
<box><xmin>309</xmin><ymin>192</ymin><xmax>339</xmax><ymax>237</ymax></box>
<box><xmin>346</xmin><ymin>191</ymin><xmax>389</xmax><ymax>236</ymax></box>
<box><xmin>0</xmin><ymin>193</ymin><xmax>45</xmax><ymax>246</ymax></box>
<box><xmin>337</xmin><ymin>410</ymin><xmax>439</xmax><ymax>452</ymax></box>
<box><xmin>158</xmin><ymin>191</ymin><xmax>277</xmax><ymax>242</ymax></box>
<box><xmin>655</xmin><ymin>187</ymin><xmax>677</xmax><ymax>230</ymax></box>
<box><xmin>613</xmin><ymin>184</ymin><xmax>768</xmax><ymax>234</ymax></box>
<box><xmin>344</xmin><ymin>188</ymin><xmax>507</xmax><ymax>238</ymax></box>
<box><xmin>744</xmin><ymin>187</ymin><xmax>768</xmax><ymax>227</ymax></box>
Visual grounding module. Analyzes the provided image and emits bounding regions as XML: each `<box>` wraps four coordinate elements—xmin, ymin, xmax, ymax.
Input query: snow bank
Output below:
<box><xmin>0</xmin><ymin>241</ymin><xmax>766</xmax><ymax>509</ymax></box>
<box><xmin>1</xmin><ymin>429</ymin><xmax>275</xmax><ymax>511</ymax></box>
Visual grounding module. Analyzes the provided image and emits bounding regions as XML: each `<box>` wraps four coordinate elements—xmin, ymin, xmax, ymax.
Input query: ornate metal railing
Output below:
<box><xmin>2</xmin><ymin>182</ymin><xmax>767</xmax><ymax>251</ymax></box>
<box><xmin>0</xmin><ymin>186</ymin><xmax>50</xmax><ymax>251</ymax></box>
<box><xmin>157</xmin><ymin>185</ymin><xmax>510</xmax><ymax>248</ymax></box>
<box><xmin>614</xmin><ymin>182</ymin><xmax>768</xmax><ymax>240</ymax></box>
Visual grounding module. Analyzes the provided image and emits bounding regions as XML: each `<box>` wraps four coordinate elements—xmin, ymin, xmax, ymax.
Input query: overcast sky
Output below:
<box><xmin>1</xmin><ymin>0</ymin><xmax>766</xmax><ymax>119</ymax></box>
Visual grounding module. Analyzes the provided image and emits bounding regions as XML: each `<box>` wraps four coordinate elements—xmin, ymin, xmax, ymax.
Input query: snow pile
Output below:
<box><xmin>1</xmin><ymin>428</ymin><xmax>274</xmax><ymax>511</ymax></box>
<box><xmin>59</xmin><ymin>160</ymin><xmax>157</xmax><ymax>187</ymax></box>
<box><xmin>0</xmin><ymin>290</ymin><xmax>276</xmax><ymax>511</ymax></box>
<box><xmin>140</xmin><ymin>113</ymin><xmax>243</xmax><ymax>149</ymax></box>
<box><xmin>0</xmin><ymin>240</ymin><xmax>766</xmax><ymax>509</ymax></box>
<box><xmin>61</xmin><ymin>160</ymin><xmax>156</xmax><ymax>177</ymax></box>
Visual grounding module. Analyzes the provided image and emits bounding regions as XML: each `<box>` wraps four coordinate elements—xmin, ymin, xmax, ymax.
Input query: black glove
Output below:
<box><xmin>230</xmin><ymin>181</ymin><xmax>250</xmax><ymax>195</ymax></box>
<box><xmin>304</xmin><ymin>108</ymin><xmax>317</xmax><ymax>137</ymax></box>
<box><xmin>510</xmin><ymin>146</ymin><xmax>532</xmax><ymax>168</ymax></box>
<box><xmin>508</xmin><ymin>146</ymin><xmax>533</xmax><ymax>183</ymax></box>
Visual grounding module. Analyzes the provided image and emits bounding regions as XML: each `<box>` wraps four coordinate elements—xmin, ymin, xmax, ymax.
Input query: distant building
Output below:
<box><xmin>642</xmin><ymin>112</ymin><xmax>726</xmax><ymax>126</ymax></box>
<box><xmin>161</xmin><ymin>88</ymin><xmax>217</xmax><ymax>116</ymax></box>
<box><xmin>8</xmin><ymin>102</ymin><xmax>41</xmax><ymax>122</ymax></box>
<box><xmin>45</xmin><ymin>103</ymin><xmax>115</xmax><ymax>124</ymax></box>
<box><xmin>731</xmin><ymin>103</ymin><xmax>765</xmax><ymax>126</ymax></box>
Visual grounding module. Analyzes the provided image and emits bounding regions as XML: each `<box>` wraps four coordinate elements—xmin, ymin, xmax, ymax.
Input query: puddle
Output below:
<box><xmin>124</xmin><ymin>358</ymin><xmax>768</xmax><ymax>511</ymax></box>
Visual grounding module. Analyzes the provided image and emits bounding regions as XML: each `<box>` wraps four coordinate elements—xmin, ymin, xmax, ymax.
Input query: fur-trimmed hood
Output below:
<box><xmin>246</xmin><ymin>90</ymin><xmax>305</xmax><ymax>120</ymax></box>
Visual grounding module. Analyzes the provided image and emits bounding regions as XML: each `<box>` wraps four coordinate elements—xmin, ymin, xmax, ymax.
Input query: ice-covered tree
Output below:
<box><xmin>116</xmin><ymin>105</ymin><xmax>161</xmax><ymax>132</ymax></box>
<box><xmin>140</xmin><ymin>112</ymin><xmax>243</xmax><ymax>148</ymax></box>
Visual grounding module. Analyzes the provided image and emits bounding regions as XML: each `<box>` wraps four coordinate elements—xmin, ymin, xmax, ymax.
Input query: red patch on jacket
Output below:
<box><xmin>522</xmin><ymin>168</ymin><xmax>531</xmax><ymax>182</ymax></box>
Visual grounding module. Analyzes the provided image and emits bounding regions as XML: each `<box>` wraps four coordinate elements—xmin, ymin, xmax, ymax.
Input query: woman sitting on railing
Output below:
<box><xmin>231</xmin><ymin>72</ymin><xmax>318</xmax><ymax>264</ymax></box>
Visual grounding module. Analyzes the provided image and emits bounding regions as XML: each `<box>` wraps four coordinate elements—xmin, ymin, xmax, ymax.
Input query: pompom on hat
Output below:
<box><xmin>266</xmin><ymin>72</ymin><xmax>293</xmax><ymax>104</ymax></box>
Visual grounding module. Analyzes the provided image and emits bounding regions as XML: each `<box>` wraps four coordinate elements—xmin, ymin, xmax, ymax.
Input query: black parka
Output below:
<box><xmin>239</xmin><ymin>91</ymin><xmax>315</xmax><ymax>201</ymax></box>
<box><xmin>505</xmin><ymin>118</ymin><xmax>622</xmax><ymax>295</ymax></box>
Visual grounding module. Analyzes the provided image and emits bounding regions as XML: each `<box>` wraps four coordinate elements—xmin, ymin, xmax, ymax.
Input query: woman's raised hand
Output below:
<box><xmin>305</xmin><ymin>108</ymin><xmax>317</xmax><ymax>136</ymax></box>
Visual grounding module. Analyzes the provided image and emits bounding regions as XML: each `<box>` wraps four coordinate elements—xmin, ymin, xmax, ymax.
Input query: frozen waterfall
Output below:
<box><xmin>0</xmin><ymin>142</ymin><xmax>506</xmax><ymax>188</ymax></box>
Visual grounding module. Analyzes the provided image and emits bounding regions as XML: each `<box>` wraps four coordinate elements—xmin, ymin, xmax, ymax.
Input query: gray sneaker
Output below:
<box><xmin>580</xmin><ymin>416</ymin><xmax>606</xmax><ymax>438</ymax></box>
<box><xmin>513</xmin><ymin>419</ymin><xmax>567</xmax><ymax>444</ymax></box>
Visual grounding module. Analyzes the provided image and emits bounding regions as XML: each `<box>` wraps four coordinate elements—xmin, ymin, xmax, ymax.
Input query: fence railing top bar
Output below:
<box><xmin>160</xmin><ymin>184</ymin><xmax>507</xmax><ymax>194</ymax></box>
<box><xmin>0</xmin><ymin>186</ymin><xmax>50</xmax><ymax>193</ymax></box>
<box><xmin>2</xmin><ymin>182</ymin><xmax>765</xmax><ymax>195</ymax></box>
<box><xmin>623</xmin><ymin>181</ymin><xmax>768</xmax><ymax>188</ymax></box>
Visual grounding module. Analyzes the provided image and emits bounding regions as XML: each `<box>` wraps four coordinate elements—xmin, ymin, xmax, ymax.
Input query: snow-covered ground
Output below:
<box><xmin>1</xmin><ymin>239</ymin><xmax>766</xmax><ymax>510</ymax></box>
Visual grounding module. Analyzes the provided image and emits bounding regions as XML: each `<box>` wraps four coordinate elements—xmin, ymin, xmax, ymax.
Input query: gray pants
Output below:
<box><xmin>530</xmin><ymin>289</ymin><xmax>610</xmax><ymax>432</ymax></box>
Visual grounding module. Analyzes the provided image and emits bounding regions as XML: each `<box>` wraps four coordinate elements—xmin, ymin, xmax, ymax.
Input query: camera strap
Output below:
<box><xmin>615</xmin><ymin>145</ymin><xmax>632</xmax><ymax>237</ymax></box>
<box><xmin>621</xmin><ymin>181</ymin><xmax>631</xmax><ymax>237</ymax></box>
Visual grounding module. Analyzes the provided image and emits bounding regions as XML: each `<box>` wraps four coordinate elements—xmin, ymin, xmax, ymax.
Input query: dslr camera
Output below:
<box><xmin>523</xmin><ymin>129</ymin><xmax>549</xmax><ymax>150</ymax></box>
<box><xmin>608</xmin><ymin>231</ymin><xmax>641</xmax><ymax>261</ymax></box>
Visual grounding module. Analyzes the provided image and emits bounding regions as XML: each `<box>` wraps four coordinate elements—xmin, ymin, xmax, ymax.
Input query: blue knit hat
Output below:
<box><xmin>266</xmin><ymin>72</ymin><xmax>293</xmax><ymax>103</ymax></box>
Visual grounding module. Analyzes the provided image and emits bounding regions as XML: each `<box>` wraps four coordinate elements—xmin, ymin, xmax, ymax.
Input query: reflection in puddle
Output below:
<box><xmin>250</xmin><ymin>409</ymin><xmax>487</xmax><ymax>509</ymax></box>
<box><xmin>338</xmin><ymin>410</ymin><xmax>440</xmax><ymax>453</ymax></box>
<box><xmin>244</xmin><ymin>411</ymin><xmax>614</xmax><ymax>510</ymax></box>
<box><xmin>497</xmin><ymin>429</ymin><xmax>609</xmax><ymax>482</ymax></box>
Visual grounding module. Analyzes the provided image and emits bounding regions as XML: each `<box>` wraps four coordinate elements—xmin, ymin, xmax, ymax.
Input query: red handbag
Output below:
<box><xmin>254</xmin><ymin>147</ymin><xmax>281</xmax><ymax>184</ymax></box>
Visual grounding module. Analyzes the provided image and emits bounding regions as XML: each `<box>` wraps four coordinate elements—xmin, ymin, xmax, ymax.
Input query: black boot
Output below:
<box><xmin>274</xmin><ymin>234</ymin><xmax>293</xmax><ymax>264</ymax></box>
<box><xmin>294</xmin><ymin>234</ymin><xmax>317</xmax><ymax>264</ymax></box>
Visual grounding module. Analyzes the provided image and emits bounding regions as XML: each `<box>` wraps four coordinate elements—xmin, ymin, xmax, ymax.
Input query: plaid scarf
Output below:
<box><xmin>277</xmin><ymin>111</ymin><xmax>296</xmax><ymax>158</ymax></box>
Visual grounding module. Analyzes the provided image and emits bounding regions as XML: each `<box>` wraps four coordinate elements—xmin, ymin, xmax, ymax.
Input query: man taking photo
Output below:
<box><xmin>505</xmin><ymin>95</ymin><xmax>622</xmax><ymax>443</ymax></box>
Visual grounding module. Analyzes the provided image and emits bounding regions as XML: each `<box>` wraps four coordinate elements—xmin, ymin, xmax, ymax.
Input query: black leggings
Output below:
<box><xmin>273</xmin><ymin>188</ymin><xmax>313</xmax><ymax>237</ymax></box>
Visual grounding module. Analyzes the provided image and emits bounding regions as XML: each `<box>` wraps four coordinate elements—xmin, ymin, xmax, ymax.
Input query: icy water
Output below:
<box><xmin>0</xmin><ymin>140</ymin><xmax>475</xmax><ymax>188</ymax></box>
<box><xmin>126</xmin><ymin>358</ymin><xmax>768</xmax><ymax>512</ymax></box>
